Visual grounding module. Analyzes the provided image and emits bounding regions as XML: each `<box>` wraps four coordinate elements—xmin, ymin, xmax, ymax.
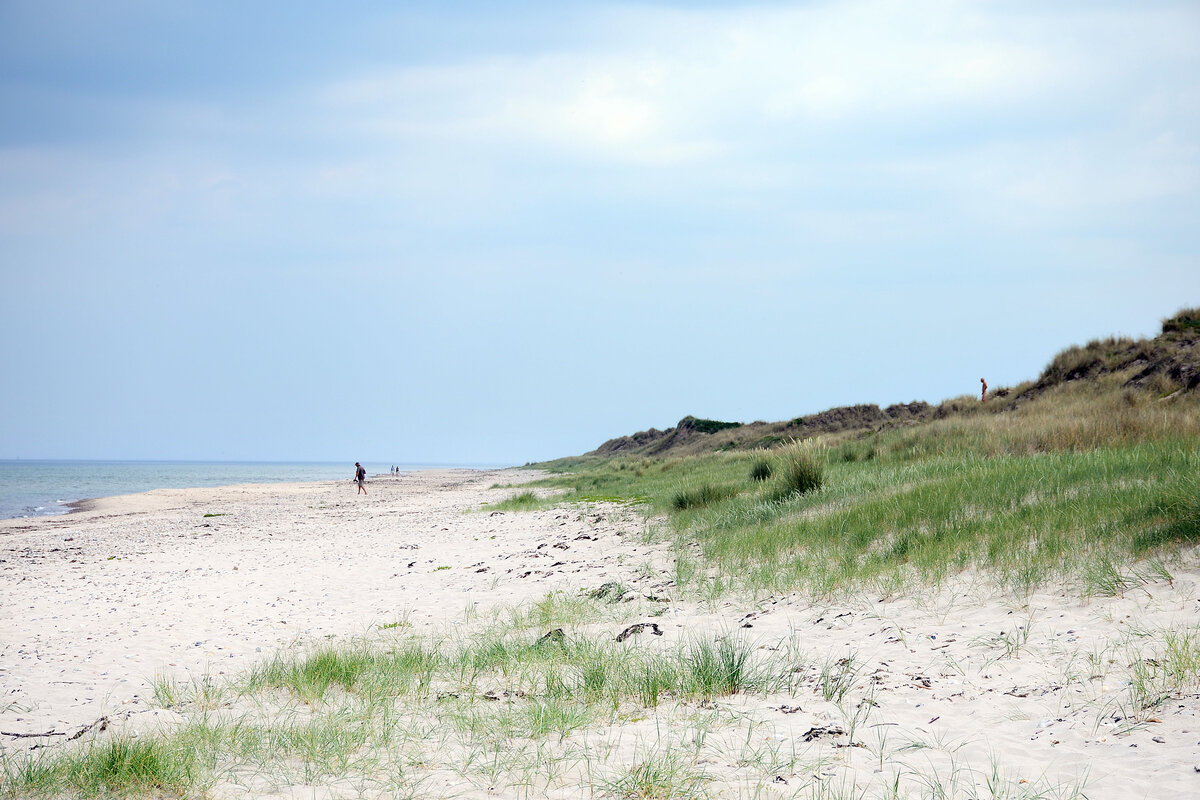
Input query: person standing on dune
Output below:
<box><xmin>354</xmin><ymin>462</ymin><xmax>367</xmax><ymax>495</ymax></box>
<box><xmin>980</xmin><ymin>378</ymin><xmax>988</xmax><ymax>403</ymax></box>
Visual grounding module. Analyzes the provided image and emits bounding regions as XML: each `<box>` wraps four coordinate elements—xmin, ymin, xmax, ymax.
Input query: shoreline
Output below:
<box><xmin>0</xmin><ymin>470</ymin><xmax>479</xmax><ymax>531</ymax></box>
<box><xmin>1</xmin><ymin>468</ymin><xmax>653</xmax><ymax>733</ymax></box>
<box><xmin>2</xmin><ymin>473</ymin><xmax>1198</xmax><ymax>798</ymax></box>
<box><xmin>14</xmin><ymin>473</ymin><xmax>400</xmax><ymax>522</ymax></box>
<box><xmin>57</xmin><ymin>474</ymin><xmax>402</xmax><ymax>517</ymax></box>
<box><xmin>0</xmin><ymin>460</ymin><xmax>497</xmax><ymax>523</ymax></box>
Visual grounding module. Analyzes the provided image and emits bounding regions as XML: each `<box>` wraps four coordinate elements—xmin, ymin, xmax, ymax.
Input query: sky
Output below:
<box><xmin>1</xmin><ymin>0</ymin><xmax>1198</xmax><ymax>465</ymax></box>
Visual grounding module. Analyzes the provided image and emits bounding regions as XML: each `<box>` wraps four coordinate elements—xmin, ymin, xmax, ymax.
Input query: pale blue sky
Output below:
<box><xmin>2</xmin><ymin>1</ymin><xmax>1198</xmax><ymax>464</ymax></box>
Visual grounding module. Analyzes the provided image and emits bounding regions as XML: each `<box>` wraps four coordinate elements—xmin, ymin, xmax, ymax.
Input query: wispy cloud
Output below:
<box><xmin>282</xmin><ymin>0</ymin><xmax>1200</xmax><ymax>246</ymax></box>
<box><xmin>4</xmin><ymin>1</ymin><xmax>1199</xmax><ymax>249</ymax></box>
<box><xmin>314</xmin><ymin>2</ymin><xmax>1082</xmax><ymax>161</ymax></box>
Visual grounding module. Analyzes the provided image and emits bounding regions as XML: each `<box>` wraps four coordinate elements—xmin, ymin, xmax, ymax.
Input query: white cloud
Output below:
<box><xmin>307</xmin><ymin>0</ymin><xmax>1119</xmax><ymax>175</ymax></box>
<box><xmin>5</xmin><ymin>1</ymin><xmax>1199</xmax><ymax>247</ymax></box>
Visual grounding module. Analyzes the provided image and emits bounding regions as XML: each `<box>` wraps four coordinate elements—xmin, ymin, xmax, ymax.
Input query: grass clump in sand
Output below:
<box><xmin>1</xmin><ymin>736</ymin><xmax>201</xmax><ymax>799</ymax></box>
<box><xmin>1100</xmin><ymin>624</ymin><xmax>1200</xmax><ymax>731</ymax></box>
<box><xmin>599</xmin><ymin>747</ymin><xmax>709</xmax><ymax>800</ymax></box>
<box><xmin>1</xmin><ymin>617</ymin><xmax>801</xmax><ymax>799</ymax></box>
<box><xmin>767</xmin><ymin>447</ymin><xmax>823</xmax><ymax>501</ymax></box>
<box><xmin>749</xmin><ymin>458</ymin><xmax>772</xmax><ymax>482</ymax></box>
<box><xmin>681</xmin><ymin>637</ymin><xmax>758</xmax><ymax>699</ymax></box>
<box><xmin>672</xmin><ymin>483</ymin><xmax>739</xmax><ymax>511</ymax></box>
<box><xmin>443</xmin><ymin>628</ymin><xmax>778</xmax><ymax>710</ymax></box>
<box><xmin>483</xmin><ymin>490</ymin><xmax>544</xmax><ymax>511</ymax></box>
<box><xmin>246</xmin><ymin>640</ymin><xmax>443</xmax><ymax>702</ymax></box>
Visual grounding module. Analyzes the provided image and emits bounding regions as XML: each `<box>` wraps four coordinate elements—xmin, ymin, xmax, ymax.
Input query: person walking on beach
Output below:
<box><xmin>354</xmin><ymin>462</ymin><xmax>367</xmax><ymax>495</ymax></box>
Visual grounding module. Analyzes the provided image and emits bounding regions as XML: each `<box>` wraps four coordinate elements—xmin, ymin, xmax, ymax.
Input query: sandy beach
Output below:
<box><xmin>2</xmin><ymin>470</ymin><xmax>1198</xmax><ymax>798</ymax></box>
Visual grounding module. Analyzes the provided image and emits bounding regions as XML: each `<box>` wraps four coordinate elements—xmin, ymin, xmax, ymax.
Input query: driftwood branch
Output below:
<box><xmin>2</xmin><ymin>715</ymin><xmax>109</xmax><ymax>742</ymax></box>
<box><xmin>69</xmin><ymin>716</ymin><xmax>108</xmax><ymax>740</ymax></box>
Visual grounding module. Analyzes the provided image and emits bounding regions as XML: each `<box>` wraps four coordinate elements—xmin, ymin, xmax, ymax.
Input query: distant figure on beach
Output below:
<box><xmin>354</xmin><ymin>462</ymin><xmax>367</xmax><ymax>495</ymax></box>
<box><xmin>981</xmin><ymin>378</ymin><xmax>988</xmax><ymax>403</ymax></box>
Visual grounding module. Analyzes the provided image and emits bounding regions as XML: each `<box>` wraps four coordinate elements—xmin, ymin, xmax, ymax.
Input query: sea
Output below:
<box><xmin>0</xmin><ymin>460</ymin><xmax>503</xmax><ymax>520</ymax></box>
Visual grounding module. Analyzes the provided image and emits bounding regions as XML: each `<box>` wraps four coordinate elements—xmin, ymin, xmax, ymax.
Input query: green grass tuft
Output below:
<box><xmin>487</xmin><ymin>490</ymin><xmax>543</xmax><ymax>511</ymax></box>
<box><xmin>672</xmin><ymin>483</ymin><xmax>739</xmax><ymax>511</ymax></box>
<box><xmin>769</xmin><ymin>451</ymin><xmax>823</xmax><ymax>500</ymax></box>
<box><xmin>749</xmin><ymin>459</ymin><xmax>772</xmax><ymax>482</ymax></box>
<box><xmin>682</xmin><ymin>636</ymin><xmax>757</xmax><ymax>698</ymax></box>
<box><xmin>2</xmin><ymin>737</ymin><xmax>200</xmax><ymax>799</ymax></box>
<box><xmin>600</xmin><ymin>748</ymin><xmax>708</xmax><ymax>800</ymax></box>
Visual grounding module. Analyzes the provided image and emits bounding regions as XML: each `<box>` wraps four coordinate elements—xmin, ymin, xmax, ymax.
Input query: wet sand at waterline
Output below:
<box><xmin>2</xmin><ymin>471</ymin><xmax>1198</xmax><ymax>798</ymax></box>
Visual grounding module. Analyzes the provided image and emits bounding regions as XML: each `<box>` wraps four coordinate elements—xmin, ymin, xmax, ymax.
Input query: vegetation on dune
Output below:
<box><xmin>1162</xmin><ymin>307</ymin><xmax>1200</xmax><ymax>334</ymax></box>
<box><xmin>748</xmin><ymin>458</ymin><xmax>772</xmax><ymax>482</ymax></box>
<box><xmin>680</xmin><ymin>416</ymin><xmax>743</xmax><ymax>435</ymax></box>
<box><xmin>769</xmin><ymin>450</ymin><xmax>823</xmax><ymax>500</ymax></box>
<box><xmin>529</xmin><ymin>436</ymin><xmax>1198</xmax><ymax>597</ymax></box>
<box><xmin>671</xmin><ymin>482</ymin><xmax>740</xmax><ymax>511</ymax></box>
<box><xmin>584</xmin><ymin>307</ymin><xmax>1200</xmax><ymax>461</ymax></box>
<box><xmin>526</xmin><ymin>308</ymin><xmax>1200</xmax><ymax>596</ymax></box>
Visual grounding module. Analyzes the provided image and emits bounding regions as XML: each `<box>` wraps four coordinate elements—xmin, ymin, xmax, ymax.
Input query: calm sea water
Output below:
<box><xmin>0</xmin><ymin>460</ymin><xmax>499</xmax><ymax>520</ymax></box>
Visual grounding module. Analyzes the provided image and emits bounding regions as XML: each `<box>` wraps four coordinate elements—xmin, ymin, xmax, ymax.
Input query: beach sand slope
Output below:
<box><xmin>2</xmin><ymin>470</ymin><xmax>1198</xmax><ymax>798</ymax></box>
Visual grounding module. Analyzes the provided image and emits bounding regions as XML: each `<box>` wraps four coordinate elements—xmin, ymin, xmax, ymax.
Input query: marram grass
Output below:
<box><xmin>245</xmin><ymin>640</ymin><xmax>443</xmax><ymax>702</ymax></box>
<box><xmin>1</xmin><ymin>736</ymin><xmax>201</xmax><ymax>799</ymax></box>
<box><xmin>688</xmin><ymin>441</ymin><xmax>1200</xmax><ymax>597</ymax></box>
<box><xmin>483</xmin><ymin>489</ymin><xmax>545</xmax><ymax>511</ymax></box>
<box><xmin>521</xmin><ymin>388</ymin><xmax>1200</xmax><ymax>598</ymax></box>
<box><xmin>1</xmin><ymin>629</ymin><xmax>794</xmax><ymax>799</ymax></box>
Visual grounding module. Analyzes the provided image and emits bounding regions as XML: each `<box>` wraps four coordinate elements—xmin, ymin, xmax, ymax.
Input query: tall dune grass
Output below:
<box><xmin>692</xmin><ymin>441</ymin><xmax>1199</xmax><ymax>596</ymax></box>
<box><xmin>521</xmin><ymin>380</ymin><xmax>1200</xmax><ymax>597</ymax></box>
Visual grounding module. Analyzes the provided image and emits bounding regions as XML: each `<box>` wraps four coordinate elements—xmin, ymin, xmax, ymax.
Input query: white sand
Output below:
<box><xmin>2</xmin><ymin>470</ymin><xmax>1198</xmax><ymax>798</ymax></box>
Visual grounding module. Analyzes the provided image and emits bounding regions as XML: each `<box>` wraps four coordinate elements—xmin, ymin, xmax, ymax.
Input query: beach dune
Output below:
<box><xmin>2</xmin><ymin>471</ymin><xmax>1198</xmax><ymax>799</ymax></box>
